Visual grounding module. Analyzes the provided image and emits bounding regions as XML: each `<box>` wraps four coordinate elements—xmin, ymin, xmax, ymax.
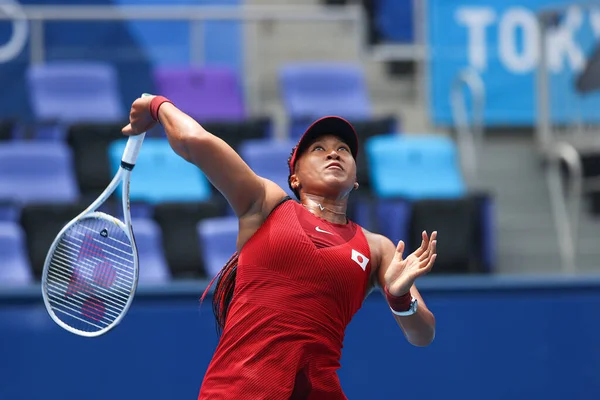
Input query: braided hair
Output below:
<box><xmin>202</xmin><ymin>144</ymin><xmax>300</xmax><ymax>337</ymax></box>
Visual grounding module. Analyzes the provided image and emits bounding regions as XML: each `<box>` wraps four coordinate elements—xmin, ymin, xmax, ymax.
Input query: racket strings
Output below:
<box><xmin>44</xmin><ymin>216</ymin><xmax>136</xmax><ymax>333</ymax></box>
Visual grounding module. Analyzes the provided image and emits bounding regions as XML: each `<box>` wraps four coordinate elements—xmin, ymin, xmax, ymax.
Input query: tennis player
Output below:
<box><xmin>123</xmin><ymin>95</ymin><xmax>437</xmax><ymax>400</ymax></box>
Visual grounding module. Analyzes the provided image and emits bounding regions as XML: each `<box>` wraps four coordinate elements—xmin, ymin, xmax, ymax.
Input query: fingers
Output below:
<box><xmin>413</xmin><ymin>231</ymin><xmax>429</xmax><ymax>257</ymax></box>
<box><xmin>121</xmin><ymin>123</ymin><xmax>134</xmax><ymax>136</ymax></box>
<box><xmin>418</xmin><ymin>231</ymin><xmax>436</xmax><ymax>261</ymax></box>
<box><xmin>417</xmin><ymin>237</ymin><xmax>437</xmax><ymax>274</ymax></box>
<box><xmin>394</xmin><ymin>240</ymin><xmax>405</xmax><ymax>261</ymax></box>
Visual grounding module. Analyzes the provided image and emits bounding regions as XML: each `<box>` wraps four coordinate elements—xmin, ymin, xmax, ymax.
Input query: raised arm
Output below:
<box><xmin>376</xmin><ymin>232</ymin><xmax>437</xmax><ymax>347</ymax></box>
<box><xmin>122</xmin><ymin>96</ymin><xmax>287</xmax><ymax>218</ymax></box>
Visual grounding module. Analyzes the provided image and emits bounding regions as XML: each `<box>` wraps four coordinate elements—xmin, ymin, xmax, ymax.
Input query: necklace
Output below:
<box><xmin>303</xmin><ymin>201</ymin><xmax>348</xmax><ymax>223</ymax></box>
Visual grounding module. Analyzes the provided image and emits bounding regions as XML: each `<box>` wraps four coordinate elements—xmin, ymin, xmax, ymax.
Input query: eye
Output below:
<box><xmin>338</xmin><ymin>146</ymin><xmax>349</xmax><ymax>152</ymax></box>
<box><xmin>312</xmin><ymin>145</ymin><xmax>324</xmax><ymax>151</ymax></box>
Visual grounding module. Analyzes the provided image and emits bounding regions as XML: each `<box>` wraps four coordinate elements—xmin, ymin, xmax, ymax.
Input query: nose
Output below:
<box><xmin>326</xmin><ymin>150</ymin><xmax>340</xmax><ymax>160</ymax></box>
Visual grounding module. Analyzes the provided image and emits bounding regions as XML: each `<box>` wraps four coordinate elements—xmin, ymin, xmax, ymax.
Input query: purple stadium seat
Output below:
<box><xmin>26</xmin><ymin>62</ymin><xmax>124</xmax><ymax>139</ymax></box>
<box><xmin>197</xmin><ymin>216</ymin><xmax>239</xmax><ymax>278</ymax></box>
<box><xmin>0</xmin><ymin>142</ymin><xmax>79</xmax><ymax>205</ymax></box>
<box><xmin>279</xmin><ymin>62</ymin><xmax>372</xmax><ymax>120</ymax></box>
<box><xmin>153</xmin><ymin>66</ymin><xmax>246</xmax><ymax>121</ymax></box>
<box><xmin>132</xmin><ymin>218</ymin><xmax>170</xmax><ymax>284</ymax></box>
<box><xmin>0</xmin><ymin>222</ymin><xmax>33</xmax><ymax>286</ymax></box>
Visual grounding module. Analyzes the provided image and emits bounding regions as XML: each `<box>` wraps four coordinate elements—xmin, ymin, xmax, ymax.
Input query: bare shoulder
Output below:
<box><xmin>237</xmin><ymin>177</ymin><xmax>289</xmax><ymax>249</ymax></box>
<box><xmin>360</xmin><ymin>227</ymin><xmax>396</xmax><ymax>289</ymax></box>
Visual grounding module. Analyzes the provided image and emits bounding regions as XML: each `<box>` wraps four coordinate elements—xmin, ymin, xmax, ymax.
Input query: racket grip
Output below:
<box><xmin>121</xmin><ymin>93</ymin><xmax>152</xmax><ymax>169</ymax></box>
<box><xmin>121</xmin><ymin>133</ymin><xmax>146</xmax><ymax>168</ymax></box>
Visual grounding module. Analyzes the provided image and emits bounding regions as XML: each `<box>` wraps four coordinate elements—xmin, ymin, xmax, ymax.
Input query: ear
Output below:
<box><xmin>289</xmin><ymin>174</ymin><xmax>301</xmax><ymax>189</ymax></box>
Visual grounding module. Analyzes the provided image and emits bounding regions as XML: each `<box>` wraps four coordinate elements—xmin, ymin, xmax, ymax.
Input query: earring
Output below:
<box><xmin>354</xmin><ymin>182</ymin><xmax>359</xmax><ymax>190</ymax></box>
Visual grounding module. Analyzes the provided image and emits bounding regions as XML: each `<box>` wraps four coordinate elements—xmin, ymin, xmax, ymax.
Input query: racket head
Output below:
<box><xmin>41</xmin><ymin>211</ymin><xmax>139</xmax><ymax>337</ymax></box>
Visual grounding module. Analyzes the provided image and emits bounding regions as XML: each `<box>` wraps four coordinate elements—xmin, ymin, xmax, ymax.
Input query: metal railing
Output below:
<box><xmin>545</xmin><ymin>142</ymin><xmax>583</xmax><ymax>274</ymax></box>
<box><xmin>450</xmin><ymin>68</ymin><xmax>485</xmax><ymax>187</ymax></box>
<box><xmin>536</xmin><ymin>7</ymin><xmax>587</xmax><ymax>273</ymax></box>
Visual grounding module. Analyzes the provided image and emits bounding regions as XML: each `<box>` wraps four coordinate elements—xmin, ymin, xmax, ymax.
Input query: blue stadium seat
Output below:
<box><xmin>0</xmin><ymin>221</ymin><xmax>33</xmax><ymax>286</ymax></box>
<box><xmin>26</xmin><ymin>62</ymin><xmax>124</xmax><ymax>140</ymax></box>
<box><xmin>366</xmin><ymin>134</ymin><xmax>466</xmax><ymax>200</ymax></box>
<box><xmin>197</xmin><ymin>216</ymin><xmax>238</xmax><ymax>278</ymax></box>
<box><xmin>279</xmin><ymin>63</ymin><xmax>372</xmax><ymax>138</ymax></box>
<box><xmin>108</xmin><ymin>138</ymin><xmax>212</xmax><ymax>204</ymax></box>
<box><xmin>375</xmin><ymin>199</ymin><xmax>411</xmax><ymax>244</ymax></box>
<box><xmin>374</xmin><ymin>0</ymin><xmax>414</xmax><ymax>43</ymax></box>
<box><xmin>239</xmin><ymin>138</ymin><xmax>297</xmax><ymax>198</ymax></box>
<box><xmin>0</xmin><ymin>142</ymin><xmax>79</xmax><ymax>207</ymax></box>
<box><xmin>132</xmin><ymin>218</ymin><xmax>171</xmax><ymax>285</ymax></box>
<box><xmin>27</xmin><ymin>61</ymin><xmax>124</xmax><ymax>124</ymax></box>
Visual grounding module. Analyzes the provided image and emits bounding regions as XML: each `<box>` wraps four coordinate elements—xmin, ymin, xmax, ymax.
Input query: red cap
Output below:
<box><xmin>288</xmin><ymin>116</ymin><xmax>359</xmax><ymax>173</ymax></box>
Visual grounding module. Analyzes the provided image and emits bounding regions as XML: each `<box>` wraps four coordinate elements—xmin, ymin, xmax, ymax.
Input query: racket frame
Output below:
<box><xmin>41</xmin><ymin>96</ymin><xmax>149</xmax><ymax>337</ymax></box>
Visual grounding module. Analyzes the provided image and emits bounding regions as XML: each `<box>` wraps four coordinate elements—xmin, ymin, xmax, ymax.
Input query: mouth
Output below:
<box><xmin>326</xmin><ymin>162</ymin><xmax>343</xmax><ymax>170</ymax></box>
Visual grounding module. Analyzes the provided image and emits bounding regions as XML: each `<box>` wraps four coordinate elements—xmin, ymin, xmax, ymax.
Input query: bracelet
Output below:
<box><xmin>150</xmin><ymin>95</ymin><xmax>173</xmax><ymax>122</ymax></box>
<box><xmin>383</xmin><ymin>285</ymin><xmax>412</xmax><ymax>312</ymax></box>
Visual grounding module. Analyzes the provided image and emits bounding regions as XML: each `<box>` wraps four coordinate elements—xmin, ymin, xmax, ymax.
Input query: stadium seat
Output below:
<box><xmin>239</xmin><ymin>138</ymin><xmax>297</xmax><ymax>198</ymax></box>
<box><xmin>153</xmin><ymin>66</ymin><xmax>246</xmax><ymax>121</ymax></box>
<box><xmin>0</xmin><ymin>120</ymin><xmax>14</xmax><ymax>141</ymax></box>
<box><xmin>366</xmin><ymin>134</ymin><xmax>466</xmax><ymax>200</ymax></box>
<box><xmin>26</xmin><ymin>62</ymin><xmax>124</xmax><ymax>139</ymax></box>
<box><xmin>279</xmin><ymin>63</ymin><xmax>372</xmax><ymax>138</ymax></box>
<box><xmin>374</xmin><ymin>0</ymin><xmax>414</xmax><ymax>43</ymax></box>
<box><xmin>153</xmin><ymin>199</ymin><xmax>226</xmax><ymax>279</ymax></box>
<box><xmin>197</xmin><ymin>216</ymin><xmax>239</xmax><ymax>278</ymax></box>
<box><xmin>0</xmin><ymin>142</ymin><xmax>79</xmax><ymax>206</ymax></box>
<box><xmin>408</xmin><ymin>197</ymin><xmax>485</xmax><ymax>274</ymax></box>
<box><xmin>132</xmin><ymin>218</ymin><xmax>171</xmax><ymax>284</ymax></box>
<box><xmin>19</xmin><ymin>203</ymin><xmax>87</xmax><ymax>279</ymax></box>
<box><xmin>375</xmin><ymin>199</ymin><xmax>411</xmax><ymax>245</ymax></box>
<box><xmin>280</xmin><ymin>63</ymin><xmax>372</xmax><ymax>119</ymax></box>
<box><xmin>108</xmin><ymin>138</ymin><xmax>212</xmax><ymax>204</ymax></box>
<box><xmin>67</xmin><ymin>123</ymin><xmax>127</xmax><ymax>201</ymax></box>
<box><xmin>0</xmin><ymin>221</ymin><xmax>33</xmax><ymax>286</ymax></box>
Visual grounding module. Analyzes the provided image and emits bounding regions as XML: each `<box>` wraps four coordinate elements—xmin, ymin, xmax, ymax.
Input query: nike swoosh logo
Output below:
<box><xmin>315</xmin><ymin>226</ymin><xmax>334</xmax><ymax>235</ymax></box>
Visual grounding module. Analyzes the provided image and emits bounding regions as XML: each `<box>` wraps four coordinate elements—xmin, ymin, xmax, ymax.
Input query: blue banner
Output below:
<box><xmin>427</xmin><ymin>0</ymin><xmax>600</xmax><ymax>126</ymax></box>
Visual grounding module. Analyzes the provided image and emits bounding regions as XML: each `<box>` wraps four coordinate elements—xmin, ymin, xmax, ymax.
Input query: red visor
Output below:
<box><xmin>288</xmin><ymin>116</ymin><xmax>359</xmax><ymax>173</ymax></box>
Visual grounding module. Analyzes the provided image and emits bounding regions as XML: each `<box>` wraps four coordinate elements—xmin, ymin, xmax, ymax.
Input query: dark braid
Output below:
<box><xmin>201</xmin><ymin>252</ymin><xmax>239</xmax><ymax>337</ymax></box>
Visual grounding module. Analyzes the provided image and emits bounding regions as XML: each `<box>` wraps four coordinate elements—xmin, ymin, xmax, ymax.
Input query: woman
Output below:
<box><xmin>123</xmin><ymin>95</ymin><xmax>437</xmax><ymax>400</ymax></box>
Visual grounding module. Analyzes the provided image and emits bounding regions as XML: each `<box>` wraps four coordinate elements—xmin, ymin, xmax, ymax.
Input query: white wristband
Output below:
<box><xmin>389</xmin><ymin>296</ymin><xmax>418</xmax><ymax>316</ymax></box>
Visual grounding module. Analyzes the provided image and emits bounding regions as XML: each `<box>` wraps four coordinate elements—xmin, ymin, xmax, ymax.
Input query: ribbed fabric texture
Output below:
<box><xmin>199</xmin><ymin>200</ymin><xmax>371</xmax><ymax>400</ymax></box>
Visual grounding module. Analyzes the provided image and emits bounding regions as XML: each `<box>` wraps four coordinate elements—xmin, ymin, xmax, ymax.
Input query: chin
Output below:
<box><xmin>319</xmin><ymin>180</ymin><xmax>354</xmax><ymax>197</ymax></box>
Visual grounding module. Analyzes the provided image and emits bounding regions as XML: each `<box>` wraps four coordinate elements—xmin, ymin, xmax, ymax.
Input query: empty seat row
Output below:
<box><xmin>0</xmin><ymin>214</ymin><xmax>235</xmax><ymax>287</ymax></box>
<box><xmin>2</xmin><ymin>61</ymin><xmax>398</xmax><ymax>141</ymax></box>
<box><xmin>1</xmin><ymin>194</ymin><xmax>490</xmax><ymax>289</ymax></box>
<box><xmin>0</xmin><ymin>131</ymin><xmax>467</xmax><ymax>209</ymax></box>
<box><xmin>0</xmin><ymin>132</ymin><xmax>495</xmax><ymax>283</ymax></box>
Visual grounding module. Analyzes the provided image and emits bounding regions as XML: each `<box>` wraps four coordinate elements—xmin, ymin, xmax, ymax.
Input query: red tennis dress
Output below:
<box><xmin>198</xmin><ymin>199</ymin><xmax>372</xmax><ymax>400</ymax></box>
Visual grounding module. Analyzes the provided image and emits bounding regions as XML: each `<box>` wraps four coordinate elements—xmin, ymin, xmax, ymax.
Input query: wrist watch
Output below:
<box><xmin>389</xmin><ymin>296</ymin><xmax>418</xmax><ymax>317</ymax></box>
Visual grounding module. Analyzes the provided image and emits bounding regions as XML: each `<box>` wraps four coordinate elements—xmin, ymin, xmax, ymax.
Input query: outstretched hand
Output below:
<box><xmin>384</xmin><ymin>231</ymin><xmax>437</xmax><ymax>297</ymax></box>
<box><xmin>122</xmin><ymin>95</ymin><xmax>156</xmax><ymax>136</ymax></box>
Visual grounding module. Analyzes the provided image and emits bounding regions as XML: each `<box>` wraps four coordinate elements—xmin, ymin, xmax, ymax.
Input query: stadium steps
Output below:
<box><xmin>244</xmin><ymin>0</ymin><xmax>429</xmax><ymax>136</ymax></box>
<box><xmin>476</xmin><ymin>135</ymin><xmax>600</xmax><ymax>275</ymax></box>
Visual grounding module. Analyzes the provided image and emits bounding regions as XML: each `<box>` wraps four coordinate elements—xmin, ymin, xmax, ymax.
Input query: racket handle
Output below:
<box><xmin>121</xmin><ymin>93</ymin><xmax>152</xmax><ymax>169</ymax></box>
<box><xmin>121</xmin><ymin>133</ymin><xmax>146</xmax><ymax>168</ymax></box>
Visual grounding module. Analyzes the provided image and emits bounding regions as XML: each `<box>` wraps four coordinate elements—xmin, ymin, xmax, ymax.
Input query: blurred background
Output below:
<box><xmin>1</xmin><ymin>0</ymin><xmax>600</xmax><ymax>399</ymax></box>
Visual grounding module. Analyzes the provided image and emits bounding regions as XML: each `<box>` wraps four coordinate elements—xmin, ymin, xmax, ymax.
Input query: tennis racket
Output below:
<box><xmin>41</xmin><ymin>93</ymin><xmax>150</xmax><ymax>337</ymax></box>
